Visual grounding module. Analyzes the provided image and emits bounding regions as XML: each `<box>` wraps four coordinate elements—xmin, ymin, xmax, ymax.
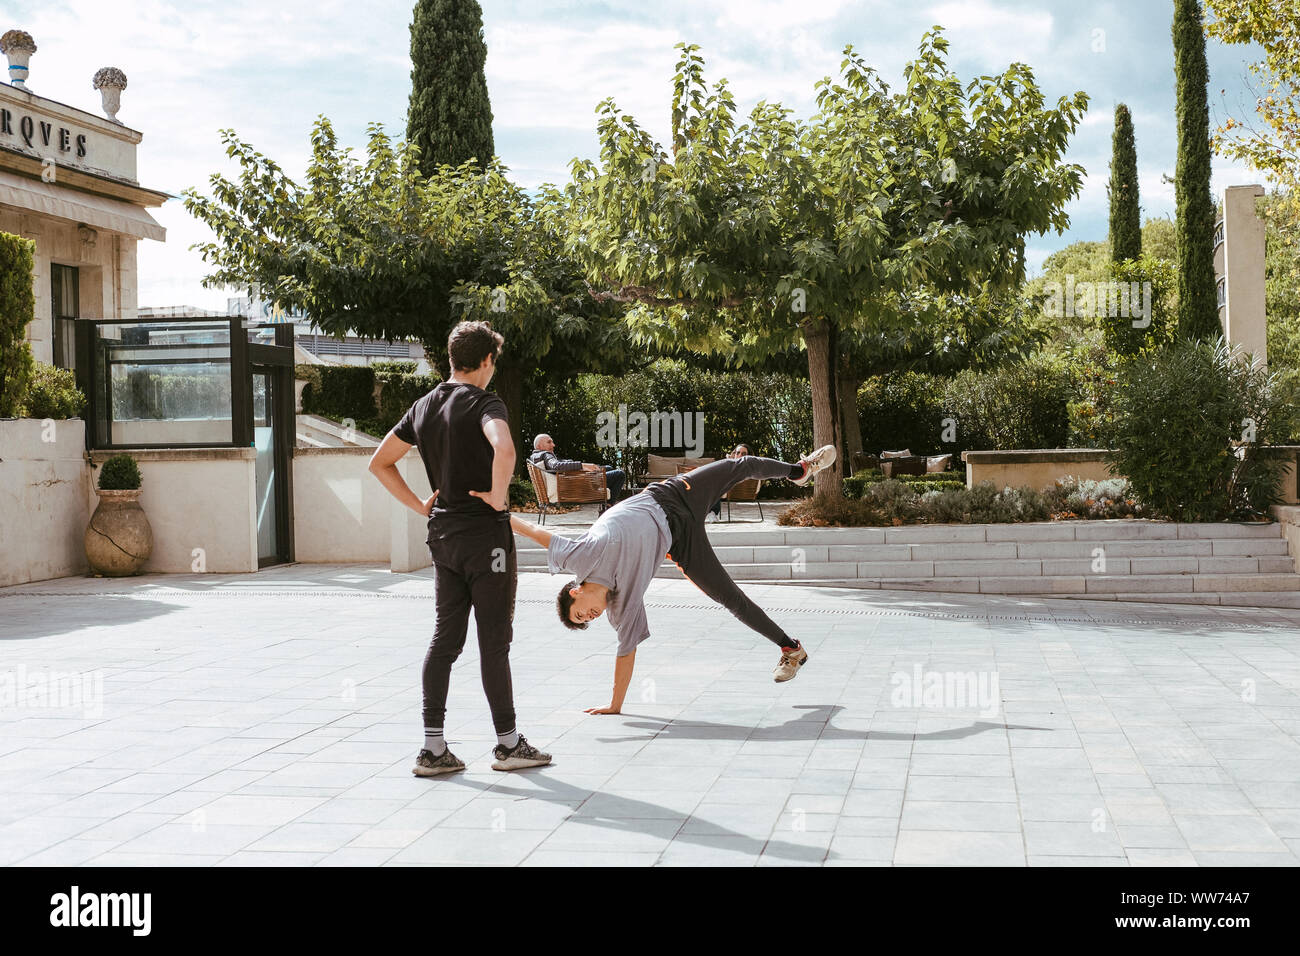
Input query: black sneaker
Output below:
<box><xmin>412</xmin><ymin>748</ymin><xmax>465</xmax><ymax>777</ymax></box>
<box><xmin>491</xmin><ymin>736</ymin><xmax>552</xmax><ymax>771</ymax></box>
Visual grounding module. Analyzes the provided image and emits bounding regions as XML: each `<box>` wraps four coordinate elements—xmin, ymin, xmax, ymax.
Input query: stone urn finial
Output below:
<box><xmin>1</xmin><ymin>29</ymin><xmax>36</xmax><ymax>89</ymax></box>
<box><xmin>93</xmin><ymin>66</ymin><xmax>128</xmax><ymax>124</ymax></box>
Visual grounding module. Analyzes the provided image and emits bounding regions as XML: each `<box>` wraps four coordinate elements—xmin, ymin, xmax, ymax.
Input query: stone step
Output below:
<box><xmin>517</xmin><ymin>541</ymin><xmax>1289</xmax><ymax>572</ymax></box>
<box><xmin>517</xmin><ymin>535</ymin><xmax>1290</xmax><ymax>559</ymax></box>
<box><xmin>762</xmin><ymin>580</ymin><xmax>1300</xmax><ymax>609</ymax></box>
<box><xmin>637</xmin><ymin>561</ymin><xmax>1300</xmax><ymax>589</ymax></box>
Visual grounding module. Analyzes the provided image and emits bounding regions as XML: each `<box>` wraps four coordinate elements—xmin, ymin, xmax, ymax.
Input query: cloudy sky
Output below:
<box><xmin>2</xmin><ymin>0</ymin><xmax>1267</xmax><ymax>312</ymax></box>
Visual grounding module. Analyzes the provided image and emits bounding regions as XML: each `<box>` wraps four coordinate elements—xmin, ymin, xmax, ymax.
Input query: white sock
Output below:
<box><xmin>424</xmin><ymin>728</ymin><xmax>446</xmax><ymax>756</ymax></box>
<box><xmin>497</xmin><ymin>728</ymin><xmax>520</xmax><ymax>749</ymax></box>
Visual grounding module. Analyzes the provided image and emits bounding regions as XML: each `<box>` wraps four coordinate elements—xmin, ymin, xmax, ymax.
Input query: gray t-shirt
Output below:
<box><xmin>547</xmin><ymin>494</ymin><xmax>671</xmax><ymax>656</ymax></box>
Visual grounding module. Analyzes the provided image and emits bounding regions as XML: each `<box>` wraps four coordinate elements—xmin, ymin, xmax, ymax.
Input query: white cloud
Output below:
<box><xmin>922</xmin><ymin>0</ymin><xmax>1053</xmax><ymax>63</ymax></box>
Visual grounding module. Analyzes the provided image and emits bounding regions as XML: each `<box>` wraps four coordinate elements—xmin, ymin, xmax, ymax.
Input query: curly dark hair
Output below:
<box><xmin>556</xmin><ymin>580</ymin><xmax>587</xmax><ymax>630</ymax></box>
<box><xmin>447</xmin><ymin>320</ymin><xmax>504</xmax><ymax>373</ymax></box>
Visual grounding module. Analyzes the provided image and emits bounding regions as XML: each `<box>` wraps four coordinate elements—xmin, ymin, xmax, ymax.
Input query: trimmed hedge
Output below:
<box><xmin>857</xmin><ymin>372</ymin><xmax>949</xmax><ymax>456</ymax></box>
<box><xmin>297</xmin><ymin>362</ymin><xmax>439</xmax><ymax>438</ymax></box>
<box><xmin>842</xmin><ymin>468</ymin><xmax>965</xmax><ymax>498</ymax></box>
<box><xmin>301</xmin><ymin>365</ymin><xmax>376</xmax><ymax>422</ymax></box>
<box><xmin>940</xmin><ymin>353</ymin><xmax>1072</xmax><ymax>452</ymax></box>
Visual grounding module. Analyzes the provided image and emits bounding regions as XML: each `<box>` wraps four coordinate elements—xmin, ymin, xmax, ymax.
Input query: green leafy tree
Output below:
<box><xmin>183</xmin><ymin>120</ymin><xmax>634</xmax><ymax>469</ymax></box>
<box><xmin>1108</xmin><ymin>104</ymin><xmax>1142</xmax><ymax>263</ymax></box>
<box><xmin>0</xmin><ymin>231</ymin><xmax>36</xmax><ymax>417</ymax></box>
<box><xmin>1100</xmin><ymin>254</ymin><xmax>1179</xmax><ymax>357</ymax></box>
<box><xmin>1142</xmin><ymin>216</ymin><xmax>1178</xmax><ymax>264</ymax></box>
<box><xmin>1204</xmin><ymin>1</ymin><xmax>1300</xmax><ymax>205</ymax></box>
<box><xmin>406</xmin><ymin>0</ymin><xmax>494</xmax><ymax>176</ymax></box>
<box><xmin>561</xmin><ymin>33</ymin><xmax>1088</xmax><ymax>496</ymax></box>
<box><xmin>1173</xmin><ymin>0</ymin><xmax>1220</xmax><ymax>341</ymax></box>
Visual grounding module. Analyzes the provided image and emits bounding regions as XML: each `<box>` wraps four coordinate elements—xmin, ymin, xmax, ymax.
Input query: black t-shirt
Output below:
<box><xmin>392</xmin><ymin>381</ymin><xmax>510</xmax><ymax>527</ymax></box>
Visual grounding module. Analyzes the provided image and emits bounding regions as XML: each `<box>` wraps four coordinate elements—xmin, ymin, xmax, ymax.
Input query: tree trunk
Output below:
<box><xmin>838</xmin><ymin>356</ymin><xmax>864</xmax><ymax>471</ymax></box>
<box><xmin>803</xmin><ymin>316</ymin><xmax>843</xmax><ymax>499</ymax></box>
<box><xmin>492</xmin><ymin>360</ymin><xmax>526</xmax><ymax>476</ymax></box>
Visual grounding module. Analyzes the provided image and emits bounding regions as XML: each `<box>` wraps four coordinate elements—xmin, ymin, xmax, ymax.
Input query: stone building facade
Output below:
<box><xmin>0</xmin><ymin>54</ymin><xmax>166</xmax><ymax>372</ymax></box>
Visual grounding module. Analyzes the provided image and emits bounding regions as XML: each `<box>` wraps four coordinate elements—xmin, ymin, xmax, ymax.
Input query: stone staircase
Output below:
<box><xmin>516</xmin><ymin>518</ymin><xmax>1300</xmax><ymax>608</ymax></box>
<box><xmin>295</xmin><ymin>414</ymin><xmax>381</xmax><ymax>448</ymax></box>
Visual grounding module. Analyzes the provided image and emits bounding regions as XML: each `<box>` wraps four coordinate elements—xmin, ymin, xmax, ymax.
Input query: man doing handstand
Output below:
<box><xmin>509</xmin><ymin>446</ymin><xmax>836</xmax><ymax>714</ymax></box>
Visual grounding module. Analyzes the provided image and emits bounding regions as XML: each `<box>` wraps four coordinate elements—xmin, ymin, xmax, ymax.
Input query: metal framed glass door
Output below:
<box><xmin>251</xmin><ymin>365</ymin><xmax>288</xmax><ymax>566</ymax></box>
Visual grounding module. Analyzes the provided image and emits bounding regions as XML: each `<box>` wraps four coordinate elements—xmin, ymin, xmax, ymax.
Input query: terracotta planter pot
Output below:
<box><xmin>85</xmin><ymin>488</ymin><xmax>153</xmax><ymax>576</ymax></box>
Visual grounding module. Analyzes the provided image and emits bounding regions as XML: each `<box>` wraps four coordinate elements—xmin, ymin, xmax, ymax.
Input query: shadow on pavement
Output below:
<box><xmin>444</xmin><ymin>771</ymin><xmax>830</xmax><ymax>864</ymax></box>
<box><xmin>596</xmin><ymin>704</ymin><xmax>1053</xmax><ymax>744</ymax></box>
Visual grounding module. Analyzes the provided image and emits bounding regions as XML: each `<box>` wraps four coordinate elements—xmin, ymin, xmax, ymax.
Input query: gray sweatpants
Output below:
<box><xmin>646</xmin><ymin>456</ymin><xmax>802</xmax><ymax>650</ymax></box>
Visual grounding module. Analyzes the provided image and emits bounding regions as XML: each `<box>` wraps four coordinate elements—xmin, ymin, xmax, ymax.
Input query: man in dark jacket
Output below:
<box><xmin>529</xmin><ymin>434</ymin><xmax>626</xmax><ymax>501</ymax></box>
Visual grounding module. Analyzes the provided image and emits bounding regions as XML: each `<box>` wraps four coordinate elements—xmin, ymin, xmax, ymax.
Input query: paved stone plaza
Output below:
<box><xmin>2</xmin><ymin>563</ymin><xmax>1300</xmax><ymax>866</ymax></box>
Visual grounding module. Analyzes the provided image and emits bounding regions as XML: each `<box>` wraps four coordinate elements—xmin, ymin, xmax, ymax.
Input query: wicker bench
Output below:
<box><xmin>524</xmin><ymin>459</ymin><xmax>609</xmax><ymax>526</ymax></box>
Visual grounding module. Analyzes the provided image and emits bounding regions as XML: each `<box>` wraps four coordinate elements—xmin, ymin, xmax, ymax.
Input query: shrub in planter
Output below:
<box><xmin>86</xmin><ymin>453</ymin><xmax>151</xmax><ymax>576</ymax></box>
<box><xmin>20</xmin><ymin>362</ymin><xmax>85</xmax><ymax>419</ymax></box>
<box><xmin>777</xmin><ymin>495</ymin><xmax>890</xmax><ymax>527</ymax></box>
<box><xmin>915</xmin><ymin>482</ymin><xmax>1050</xmax><ymax>524</ymax></box>
<box><xmin>98</xmin><ymin>453</ymin><xmax>142</xmax><ymax>490</ymax></box>
<box><xmin>1101</xmin><ymin>337</ymin><xmax>1300</xmax><ymax>521</ymax></box>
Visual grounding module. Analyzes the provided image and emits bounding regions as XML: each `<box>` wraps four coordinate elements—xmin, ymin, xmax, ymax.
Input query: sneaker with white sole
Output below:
<box><xmin>412</xmin><ymin>748</ymin><xmax>465</xmax><ymax>777</ymax></box>
<box><xmin>773</xmin><ymin>643</ymin><xmax>808</xmax><ymax>682</ymax></box>
<box><xmin>792</xmin><ymin>445</ymin><xmax>837</xmax><ymax>486</ymax></box>
<box><xmin>491</xmin><ymin>736</ymin><xmax>552</xmax><ymax>771</ymax></box>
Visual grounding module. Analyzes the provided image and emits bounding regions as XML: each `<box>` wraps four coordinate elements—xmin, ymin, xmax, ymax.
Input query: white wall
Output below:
<box><xmin>293</xmin><ymin>446</ymin><xmax>432</xmax><ymax>571</ymax></box>
<box><xmin>86</xmin><ymin>447</ymin><xmax>257</xmax><ymax>573</ymax></box>
<box><xmin>293</xmin><ymin>447</ymin><xmax>391</xmax><ymax>563</ymax></box>
<box><xmin>0</xmin><ymin>418</ymin><xmax>91</xmax><ymax>586</ymax></box>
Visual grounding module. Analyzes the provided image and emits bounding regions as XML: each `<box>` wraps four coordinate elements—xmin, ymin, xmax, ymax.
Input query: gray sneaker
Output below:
<box><xmin>413</xmin><ymin>748</ymin><xmax>465</xmax><ymax>777</ymax></box>
<box><xmin>491</xmin><ymin>736</ymin><xmax>552</xmax><ymax>771</ymax></box>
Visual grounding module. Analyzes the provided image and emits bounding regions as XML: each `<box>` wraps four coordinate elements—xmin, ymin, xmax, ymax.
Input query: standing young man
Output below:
<box><xmin>509</xmin><ymin>447</ymin><xmax>837</xmax><ymax>714</ymax></box>
<box><xmin>368</xmin><ymin>321</ymin><xmax>551</xmax><ymax>774</ymax></box>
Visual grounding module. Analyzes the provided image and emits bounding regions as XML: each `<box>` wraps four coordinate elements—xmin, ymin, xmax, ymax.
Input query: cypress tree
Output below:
<box><xmin>1108</xmin><ymin>104</ymin><xmax>1142</xmax><ymax>263</ymax></box>
<box><xmin>0</xmin><ymin>232</ymin><xmax>36</xmax><ymax>417</ymax></box>
<box><xmin>406</xmin><ymin>0</ymin><xmax>495</xmax><ymax>177</ymax></box>
<box><xmin>1172</xmin><ymin>0</ymin><xmax>1221</xmax><ymax>340</ymax></box>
